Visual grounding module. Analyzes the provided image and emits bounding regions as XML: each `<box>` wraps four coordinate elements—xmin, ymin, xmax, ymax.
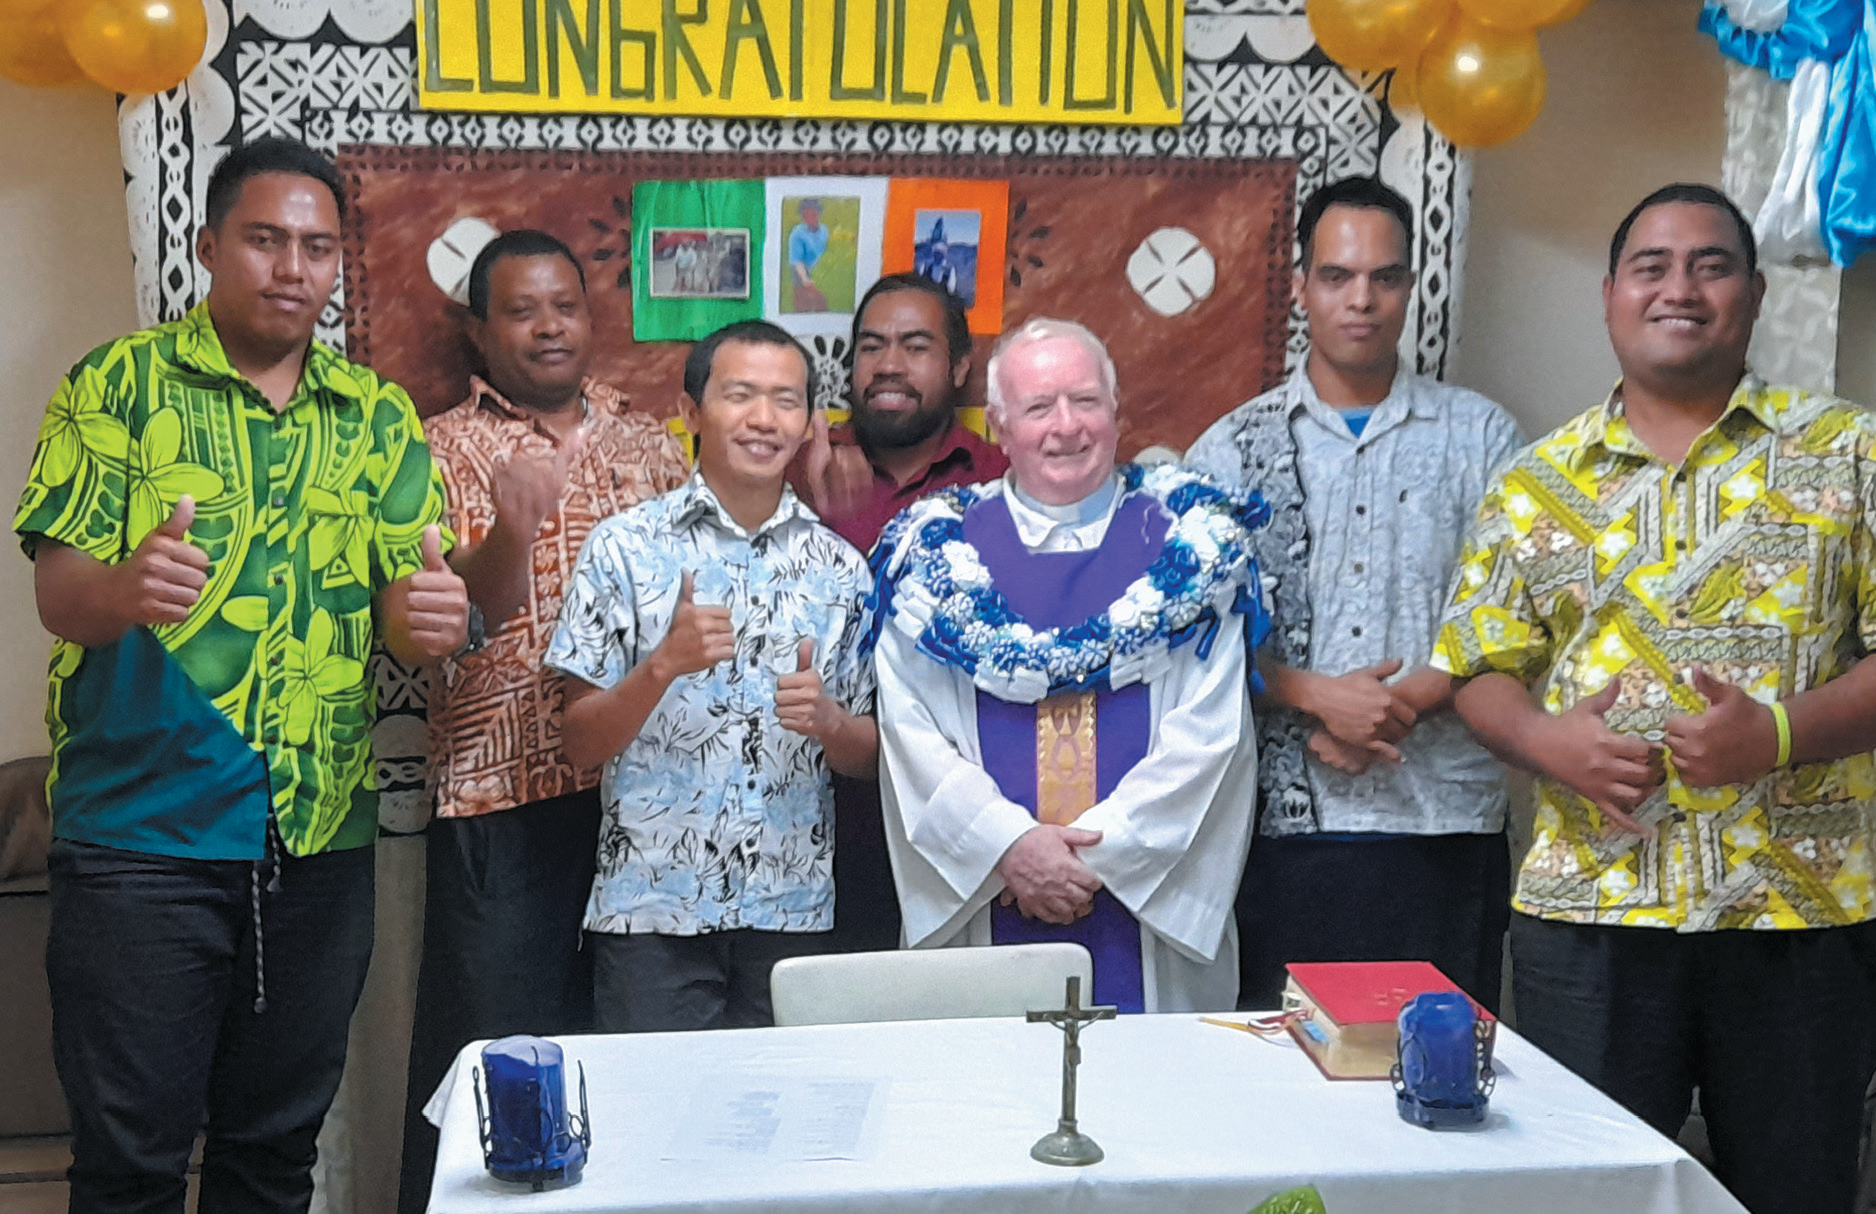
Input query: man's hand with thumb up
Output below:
<box><xmin>775</xmin><ymin>638</ymin><xmax>839</xmax><ymax>741</ymax></box>
<box><xmin>770</xmin><ymin>635</ymin><xmax>877</xmax><ymax>779</ymax></box>
<box><xmin>384</xmin><ymin>524</ymin><xmax>469</xmax><ymax>663</ymax></box>
<box><xmin>122</xmin><ymin>495</ymin><xmax>209</xmax><ymax>627</ymax></box>
<box><xmin>1664</xmin><ymin>665</ymin><xmax>1778</xmax><ymax>789</ymax></box>
<box><xmin>1531</xmin><ymin>676</ymin><xmax>1664</xmax><ymax>835</ymax></box>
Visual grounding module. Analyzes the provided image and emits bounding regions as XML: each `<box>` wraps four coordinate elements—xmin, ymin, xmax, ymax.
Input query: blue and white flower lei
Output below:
<box><xmin>867</xmin><ymin>463</ymin><xmax>1272</xmax><ymax>703</ymax></box>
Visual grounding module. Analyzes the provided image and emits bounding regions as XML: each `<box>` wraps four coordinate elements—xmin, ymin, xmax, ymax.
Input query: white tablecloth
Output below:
<box><xmin>425</xmin><ymin>1014</ymin><xmax>1747</xmax><ymax>1214</ymax></box>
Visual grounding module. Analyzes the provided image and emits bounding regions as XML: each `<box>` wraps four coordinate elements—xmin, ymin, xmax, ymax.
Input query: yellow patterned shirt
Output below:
<box><xmin>1432</xmin><ymin>375</ymin><xmax>1876</xmax><ymax>931</ymax></box>
<box><xmin>13</xmin><ymin>303</ymin><xmax>449</xmax><ymax>859</ymax></box>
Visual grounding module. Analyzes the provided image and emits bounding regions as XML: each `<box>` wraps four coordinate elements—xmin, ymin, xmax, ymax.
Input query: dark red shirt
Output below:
<box><xmin>818</xmin><ymin>421</ymin><xmax>1009</xmax><ymax>553</ymax></box>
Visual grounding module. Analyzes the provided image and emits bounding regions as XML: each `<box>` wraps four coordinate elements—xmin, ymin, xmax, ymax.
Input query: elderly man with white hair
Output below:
<box><xmin>870</xmin><ymin>318</ymin><xmax>1270</xmax><ymax>1013</ymax></box>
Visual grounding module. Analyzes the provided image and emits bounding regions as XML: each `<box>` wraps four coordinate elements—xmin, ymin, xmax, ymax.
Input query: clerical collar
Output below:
<box><xmin>1004</xmin><ymin>473</ymin><xmax>1122</xmax><ymax>553</ymax></box>
<box><xmin>1007</xmin><ymin>473</ymin><xmax>1120</xmax><ymax>524</ymax></box>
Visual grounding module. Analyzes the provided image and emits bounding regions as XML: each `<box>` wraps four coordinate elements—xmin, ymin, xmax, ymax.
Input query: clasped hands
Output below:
<box><xmin>1302</xmin><ymin>658</ymin><xmax>1432</xmax><ymax>775</ymax></box>
<box><xmin>995</xmin><ymin>824</ymin><xmax>1105</xmax><ymax>925</ymax></box>
<box><xmin>1532</xmin><ymin>668</ymin><xmax>1778</xmax><ymax>836</ymax></box>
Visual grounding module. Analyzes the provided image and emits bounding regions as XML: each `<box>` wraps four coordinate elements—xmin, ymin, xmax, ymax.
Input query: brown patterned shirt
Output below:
<box><xmin>425</xmin><ymin>377</ymin><xmax>689</xmax><ymax>819</ymax></box>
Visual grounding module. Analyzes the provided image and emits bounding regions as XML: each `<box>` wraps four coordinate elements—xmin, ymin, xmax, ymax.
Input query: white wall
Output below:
<box><xmin>1452</xmin><ymin>0</ymin><xmax>1727</xmax><ymax>439</ymax></box>
<box><xmin>1838</xmin><ymin>260</ymin><xmax>1876</xmax><ymax>405</ymax></box>
<box><xmin>0</xmin><ymin>7</ymin><xmax>1738</xmax><ymax>761</ymax></box>
<box><xmin>0</xmin><ymin>80</ymin><xmax>138</xmax><ymax>764</ymax></box>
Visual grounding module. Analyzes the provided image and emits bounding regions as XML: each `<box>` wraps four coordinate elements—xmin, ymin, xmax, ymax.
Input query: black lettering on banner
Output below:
<box><xmin>1037</xmin><ymin>0</ymin><xmax>1053</xmax><ymax>104</ymax></box>
<box><xmin>663</xmin><ymin>0</ymin><xmax>713</xmax><ymax>98</ymax></box>
<box><xmin>996</xmin><ymin>0</ymin><xmax>1012</xmax><ymax>105</ymax></box>
<box><xmin>829</xmin><ymin>0</ymin><xmax>887</xmax><ymax>100</ymax></box>
<box><xmin>789</xmin><ymin>0</ymin><xmax>805</xmax><ymax>98</ymax></box>
<box><xmin>609</xmin><ymin>0</ymin><xmax>656</xmax><ymax>98</ymax></box>
<box><xmin>932</xmin><ymin>0</ymin><xmax>989</xmax><ymax>103</ymax></box>
<box><xmin>721</xmin><ymin>0</ymin><xmax>784</xmax><ymax>98</ymax></box>
<box><xmin>1063</xmin><ymin>0</ymin><xmax>1115</xmax><ymax>110</ymax></box>
<box><xmin>1123</xmin><ymin>0</ymin><xmax>1173</xmax><ymax>111</ymax></box>
<box><xmin>425</xmin><ymin>0</ymin><xmax>474</xmax><ymax>91</ymax></box>
<box><xmin>547</xmin><ymin>0</ymin><xmax>601</xmax><ymax>97</ymax></box>
<box><xmin>477</xmin><ymin>0</ymin><xmax>542</xmax><ymax>93</ymax></box>
<box><xmin>890</xmin><ymin>0</ymin><xmax>926</xmax><ymax>103</ymax></box>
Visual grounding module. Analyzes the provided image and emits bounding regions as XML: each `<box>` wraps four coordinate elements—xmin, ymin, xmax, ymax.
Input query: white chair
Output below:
<box><xmin>770</xmin><ymin>943</ymin><xmax>1095</xmax><ymax>1027</ymax></box>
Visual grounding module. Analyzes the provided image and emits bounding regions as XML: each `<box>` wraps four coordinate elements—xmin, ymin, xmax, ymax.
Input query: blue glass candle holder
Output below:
<box><xmin>473</xmin><ymin>1035</ymin><xmax>591</xmax><ymax>1190</ymax></box>
<box><xmin>1392</xmin><ymin>991</ymin><xmax>1495</xmax><ymax>1129</ymax></box>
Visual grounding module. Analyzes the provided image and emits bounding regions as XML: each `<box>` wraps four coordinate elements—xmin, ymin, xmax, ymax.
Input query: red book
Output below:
<box><xmin>1282</xmin><ymin>961</ymin><xmax>1495</xmax><ymax>1081</ymax></box>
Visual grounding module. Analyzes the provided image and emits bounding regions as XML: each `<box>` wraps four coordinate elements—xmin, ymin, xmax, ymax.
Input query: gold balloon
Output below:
<box><xmin>1309</xmin><ymin>0</ymin><xmax>1454</xmax><ymax>73</ymax></box>
<box><xmin>1389</xmin><ymin>55</ymin><xmax>1422</xmax><ymax>111</ymax></box>
<box><xmin>62</xmin><ymin>0</ymin><xmax>208</xmax><ymax>96</ymax></box>
<box><xmin>0</xmin><ymin>8</ymin><xmax>85</xmax><ymax>87</ymax></box>
<box><xmin>1454</xmin><ymin>0</ymin><xmax>1577</xmax><ymax>31</ymax></box>
<box><xmin>0</xmin><ymin>0</ymin><xmax>57</xmax><ymax>19</ymax></box>
<box><xmin>1418</xmin><ymin>17</ymin><xmax>1546</xmax><ymax>147</ymax></box>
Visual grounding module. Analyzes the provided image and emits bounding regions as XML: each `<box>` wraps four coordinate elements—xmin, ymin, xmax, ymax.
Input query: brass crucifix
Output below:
<box><xmin>1026</xmin><ymin>975</ymin><xmax>1118</xmax><ymax>1166</ymax></box>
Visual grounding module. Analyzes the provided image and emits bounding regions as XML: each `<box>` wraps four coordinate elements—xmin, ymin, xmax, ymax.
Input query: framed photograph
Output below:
<box><xmin>912</xmin><ymin>209</ymin><xmax>982</xmax><ymax>309</ymax></box>
<box><xmin>762</xmin><ymin>176</ymin><xmax>889</xmax><ymax>336</ymax></box>
<box><xmin>883</xmin><ymin>179</ymin><xmax>1009</xmax><ymax>334</ymax></box>
<box><xmin>648</xmin><ymin>227</ymin><xmax>752</xmax><ymax>300</ymax></box>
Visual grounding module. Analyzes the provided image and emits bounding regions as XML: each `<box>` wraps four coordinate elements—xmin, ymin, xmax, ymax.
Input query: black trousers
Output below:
<box><xmin>47</xmin><ymin>838</ymin><xmax>375</xmax><ymax>1214</ymax></box>
<box><xmin>589</xmin><ymin>929</ymin><xmax>827</xmax><ymax>1033</ymax></box>
<box><xmin>1510</xmin><ymin>913</ymin><xmax>1876</xmax><ymax>1214</ymax></box>
<box><xmin>1236</xmin><ymin>830</ymin><xmax>1510</xmax><ymax>1013</ymax></box>
<box><xmin>829</xmin><ymin>773</ymin><xmax>902</xmax><ymax>953</ymax></box>
<box><xmin>398</xmin><ymin>788</ymin><xmax>601</xmax><ymax>1214</ymax></box>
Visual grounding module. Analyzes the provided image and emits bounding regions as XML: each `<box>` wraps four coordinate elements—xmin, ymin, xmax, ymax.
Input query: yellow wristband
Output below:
<box><xmin>1769</xmin><ymin>701</ymin><xmax>1791</xmax><ymax>769</ymax></box>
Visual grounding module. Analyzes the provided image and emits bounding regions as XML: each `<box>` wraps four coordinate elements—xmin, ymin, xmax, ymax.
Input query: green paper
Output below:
<box><xmin>631</xmin><ymin>179</ymin><xmax>767</xmax><ymax>342</ymax></box>
<box><xmin>1247</xmin><ymin>1185</ymin><xmax>1328</xmax><ymax>1214</ymax></box>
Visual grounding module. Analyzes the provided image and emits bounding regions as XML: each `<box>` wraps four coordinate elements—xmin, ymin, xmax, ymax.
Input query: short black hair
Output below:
<box><xmin>466</xmin><ymin>229</ymin><xmax>586</xmax><ymax>320</ymax></box>
<box><xmin>849</xmin><ymin>273</ymin><xmax>972</xmax><ymax>369</ymax></box>
<box><xmin>1297</xmin><ymin>177</ymin><xmax>1413</xmax><ymax>269</ymax></box>
<box><xmin>684</xmin><ymin>320</ymin><xmax>819</xmax><ymax>409</ymax></box>
<box><xmin>1608</xmin><ymin>183</ymin><xmax>1758</xmax><ymax>277</ymax></box>
<box><xmin>204</xmin><ymin>136</ymin><xmax>345</xmax><ymax>232</ymax></box>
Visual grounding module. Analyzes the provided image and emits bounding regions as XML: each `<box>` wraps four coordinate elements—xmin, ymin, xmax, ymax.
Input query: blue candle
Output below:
<box><xmin>478</xmin><ymin>1035</ymin><xmax>590</xmax><ymax>1189</ymax></box>
<box><xmin>1393</xmin><ymin>992</ymin><xmax>1490</xmax><ymax>1129</ymax></box>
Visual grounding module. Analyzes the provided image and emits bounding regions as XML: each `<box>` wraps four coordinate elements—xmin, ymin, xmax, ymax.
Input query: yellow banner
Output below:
<box><xmin>414</xmin><ymin>0</ymin><xmax>1182</xmax><ymax>124</ymax></box>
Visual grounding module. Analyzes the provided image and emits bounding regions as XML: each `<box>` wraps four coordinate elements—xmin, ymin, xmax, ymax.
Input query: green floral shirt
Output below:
<box><xmin>14</xmin><ymin>303</ymin><xmax>448</xmax><ymax>858</ymax></box>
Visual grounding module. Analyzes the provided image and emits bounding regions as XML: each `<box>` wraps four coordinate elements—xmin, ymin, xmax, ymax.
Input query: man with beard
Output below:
<box><xmin>797</xmin><ymin>274</ymin><xmax>1008</xmax><ymax>950</ymax></box>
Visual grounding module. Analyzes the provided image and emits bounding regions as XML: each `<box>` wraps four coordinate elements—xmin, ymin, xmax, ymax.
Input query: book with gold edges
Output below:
<box><xmin>1281</xmin><ymin>961</ymin><xmax>1496</xmax><ymax>1081</ymax></box>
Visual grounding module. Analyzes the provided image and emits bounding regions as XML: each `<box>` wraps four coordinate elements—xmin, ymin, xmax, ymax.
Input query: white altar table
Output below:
<box><xmin>425</xmin><ymin>1013</ymin><xmax>1746</xmax><ymax>1214</ymax></box>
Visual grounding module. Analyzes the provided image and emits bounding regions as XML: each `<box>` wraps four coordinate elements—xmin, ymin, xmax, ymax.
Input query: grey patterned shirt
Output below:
<box><xmin>544</xmin><ymin>474</ymin><xmax>876</xmax><ymax>935</ymax></box>
<box><xmin>1188</xmin><ymin>365</ymin><xmax>1521</xmax><ymax>835</ymax></box>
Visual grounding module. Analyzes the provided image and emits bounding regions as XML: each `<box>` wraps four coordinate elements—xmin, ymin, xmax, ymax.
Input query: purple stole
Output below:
<box><xmin>965</xmin><ymin>491</ymin><xmax>1170</xmax><ymax>1015</ymax></box>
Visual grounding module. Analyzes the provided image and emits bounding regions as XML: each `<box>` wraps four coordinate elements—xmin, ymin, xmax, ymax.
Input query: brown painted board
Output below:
<box><xmin>340</xmin><ymin>146</ymin><xmax>1295</xmax><ymax>458</ymax></box>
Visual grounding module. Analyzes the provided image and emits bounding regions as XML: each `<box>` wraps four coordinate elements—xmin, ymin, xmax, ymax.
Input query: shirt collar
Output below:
<box><xmin>467</xmin><ymin>374</ymin><xmax>602</xmax><ymax>425</ymax></box>
<box><xmin>1571</xmin><ymin>370</ymin><xmax>1776</xmax><ymax>470</ymax></box>
<box><xmin>1285</xmin><ymin>360</ymin><xmax>1431</xmax><ymax>439</ymax></box>
<box><xmin>671</xmin><ymin>471</ymin><xmax>815</xmax><ymax>540</ymax></box>
<box><xmin>1002</xmin><ymin>472</ymin><xmax>1122</xmax><ymax>549</ymax></box>
<box><xmin>172</xmin><ymin>300</ymin><xmax>363</xmax><ymax>407</ymax></box>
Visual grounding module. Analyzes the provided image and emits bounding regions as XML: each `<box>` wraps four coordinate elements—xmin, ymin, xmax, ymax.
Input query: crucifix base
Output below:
<box><xmin>1030</xmin><ymin>1126</ymin><xmax>1104</xmax><ymax>1167</ymax></box>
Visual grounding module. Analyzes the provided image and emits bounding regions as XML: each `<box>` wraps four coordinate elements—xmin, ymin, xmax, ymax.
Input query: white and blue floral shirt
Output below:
<box><xmin>545</xmin><ymin>474</ymin><xmax>875</xmax><ymax>936</ymax></box>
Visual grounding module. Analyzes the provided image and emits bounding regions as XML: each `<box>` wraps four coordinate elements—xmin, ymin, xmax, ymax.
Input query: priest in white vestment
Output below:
<box><xmin>872</xmin><ymin>317</ymin><xmax>1270</xmax><ymax>1013</ymax></box>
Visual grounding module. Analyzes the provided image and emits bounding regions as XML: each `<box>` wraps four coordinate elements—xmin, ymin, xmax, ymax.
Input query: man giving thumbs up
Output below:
<box><xmin>15</xmin><ymin>137</ymin><xmax>460</xmax><ymax>1214</ymax></box>
<box><xmin>546</xmin><ymin>320</ymin><xmax>877</xmax><ymax>1034</ymax></box>
<box><xmin>399</xmin><ymin>229</ymin><xmax>690</xmax><ymax>1214</ymax></box>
